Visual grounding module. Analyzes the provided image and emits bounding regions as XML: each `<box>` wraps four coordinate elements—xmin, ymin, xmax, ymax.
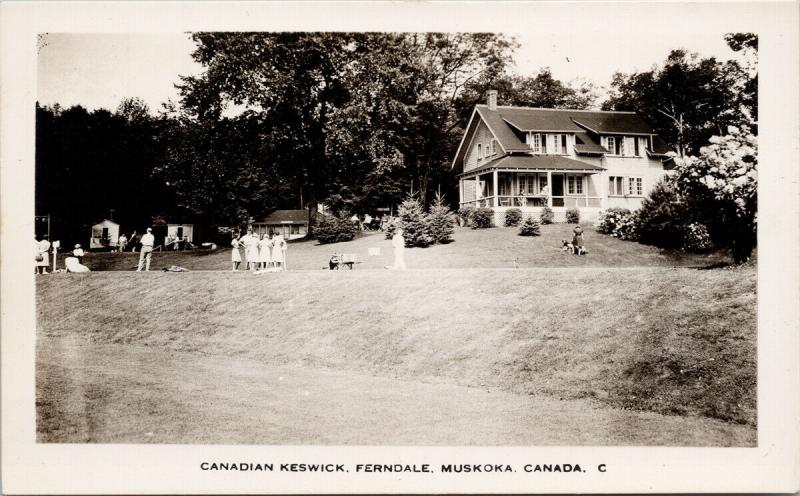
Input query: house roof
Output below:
<box><xmin>648</xmin><ymin>135</ymin><xmax>672</xmax><ymax>155</ymax></box>
<box><xmin>453</xmin><ymin>104</ymin><xmax>666</xmax><ymax>170</ymax></box>
<box><xmin>574</xmin><ymin>132</ymin><xmax>608</xmax><ymax>154</ymax></box>
<box><xmin>460</xmin><ymin>155</ymin><xmax>605</xmax><ymax>176</ymax></box>
<box><xmin>92</xmin><ymin>219</ymin><xmax>119</xmax><ymax>227</ymax></box>
<box><xmin>474</xmin><ymin>106</ymin><xmax>529</xmax><ymax>152</ymax></box>
<box><xmin>571</xmin><ymin>113</ymin><xmax>655</xmax><ymax>135</ymax></box>
<box><xmin>257</xmin><ymin>209</ymin><xmax>309</xmax><ymax>225</ymax></box>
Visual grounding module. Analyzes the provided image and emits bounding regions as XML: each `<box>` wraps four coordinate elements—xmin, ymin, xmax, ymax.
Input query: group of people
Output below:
<box><xmin>35</xmin><ymin>234</ymin><xmax>91</xmax><ymax>274</ymax></box>
<box><xmin>231</xmin><ymin>230</ymin><xmax>287</xmax><ymax>272</ymax></box>
<box><xmin>350</xmin><ymin>213</ymin><xmax>390</xmax><ymax>231</ymax></box>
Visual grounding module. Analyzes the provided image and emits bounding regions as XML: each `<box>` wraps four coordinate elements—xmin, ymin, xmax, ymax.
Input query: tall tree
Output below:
<box><xmin>602</xmin><ymin>45</ymin><xmax>755</xmax><ymax>156</ymax></box>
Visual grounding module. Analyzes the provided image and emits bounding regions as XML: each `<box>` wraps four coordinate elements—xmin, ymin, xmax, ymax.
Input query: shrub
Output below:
<box><xmin>427</xmin><ymin>193</ymin><xmax>456</xmax><ymax>244</ymax></box>
<box><xmin>394</xmin><ymin>195</ymin><xmax>433</xmax><ymax>247</ymax></box>
<box><xmin>566</xmin><ymin>208</ymin><xmax>580</xmax><ymax>224</ymax></box>
<box><xmin>540</xmin><ymin>206</ymin><xmax>554</xmax><ymax>224</ymax></box>
<box><xmin>471</xmin><ymin>207</ymin><xmax>494</xmax><ymax>229</ymax></box>
<box><xmin>597</xmin><ymin>207</ymin><xmax>639</xmax><ymax>241</ymax></box>
<box><xmin>636</xmin><ymin>178</ymin><xmax>690</xmax><ymax>249</ymax></box>
<box><xmin>504</xmin><ymin>208</ymin><xmax>523</xmax><ymax>227</ymax></box>
<box><xmin>315</xmin><ymin>213</ymin><xmax>358</xmax><ymax>244</ymax></box>
<box><xmin>457</xmin><ymin>206</ymin><xmax>475</xmax><ymax>227</ymax></box>
<box><xmin>683</xmin><ymin>222</ymin><xmax>712</xmax><ymax>252</ymax></box>
<box><xmin>597</xmin><ymin>207</ymin><xmax>633</xmax><ymax>234</ymax></box>
<box><xmin>518</xmin><ymin>216</ymin><xmax>541</xmax><ymax>236</ymax></box>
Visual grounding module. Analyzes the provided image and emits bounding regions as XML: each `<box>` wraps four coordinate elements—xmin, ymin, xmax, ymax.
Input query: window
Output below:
<box><xmin>539</xmin><ymin>175</ymin><xmax>548</xmax><ymax>192</ymax></box>
<box><xmin>634</xmin><ymin>137</ymin><xmax>640</xmax><ymax>156</ymax></box>
<box><xmin>609</xmin><ymin>176</ymin><xmax>642</xmax><ymax>196</ymax></box>
<box><xmin>489</xmin><ymin>140</ymin><xmax>496</xmax><ymax>156</ymax></box>
<box><xmin>619</xmin><ymin>137</ymin><xmax>626</xmax><ymax>156</ymax></box>
<box><xmin>606</xmin><ymin>137</ymin><xmax>616</xmax><ymax>155</ymax></box>
<box><xmin>477</xmin><ymin>143</ymin><xmax>482</xmax><ymax>160</ymax></box>
<box><xmin>531</xmin><ymin>133</ymin><xmax>541</xmax><ymax>153</ymax></box>
<box><xmin>562</xmin><ymin>134</ymin><xmax>568</xmax><ymax>154</ymax></box>
<box><xmin>552</xmin><ymin>134</ymin><xmax>561</xmax><ymax>154</ymax></box>
<box><xmin>628</xmin><ymin>177</ymin><xmax>643</xmax><ymax>196</ymax></box>
<box><xmin>519</xmin><ymin>175</ymin><xmax>537</xmax><ymax>195</ymax></box>
<box><xmin>567</xmin><ymin>175</ymin><xmax>584</xmax><ymax>195</ymax></box>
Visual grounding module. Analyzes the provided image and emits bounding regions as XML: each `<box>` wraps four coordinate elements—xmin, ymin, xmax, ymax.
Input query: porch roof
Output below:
<box><xmin>459</xmin><ymin>155</ymin><xmax>605</xmax><ymax>177</ymax></box>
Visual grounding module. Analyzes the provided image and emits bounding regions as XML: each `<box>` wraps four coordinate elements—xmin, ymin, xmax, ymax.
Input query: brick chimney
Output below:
<box><xmin>487</xmin><ymin>90</ymin><xmax>498</xmax><ymax>111</ymax></box>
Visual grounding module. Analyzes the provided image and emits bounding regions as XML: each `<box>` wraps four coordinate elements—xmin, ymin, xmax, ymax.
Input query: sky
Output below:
<box><xmin>37</xmin><ymin>32</ymin><xmax>743</xmax><ymax>114</ymax></box>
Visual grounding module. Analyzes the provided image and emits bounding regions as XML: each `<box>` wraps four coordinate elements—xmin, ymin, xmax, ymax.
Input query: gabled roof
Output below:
<box><xmin>257</xmin><ymin>209</ymin><xmax>309</xmax><ymax>224</ymax></box>
<box><xmin>459</xmin><ymin>155</ymin><xmax>605</xmax><ymax>177</ymax></box>
<box><xmin>452</xmin><ymin>104</ymin><xmax>664</xmax><ymax>170</ymax></box>
<box><xmin>475</xmin><ymin>106</ymin><xmax>529</xmax><ymax>151</ymax></box>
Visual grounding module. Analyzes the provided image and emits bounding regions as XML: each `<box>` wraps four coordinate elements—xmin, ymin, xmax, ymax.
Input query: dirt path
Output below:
<box><xmin>37</xmin><ymin>339</ymin><xmax>755</xmax><ymax>446</ymax></box>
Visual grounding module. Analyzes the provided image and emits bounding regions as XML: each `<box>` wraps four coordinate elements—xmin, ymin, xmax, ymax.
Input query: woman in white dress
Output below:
<box><xmin>257</xmin><ymin>233</ymin><xmax>271</xmax><ymax>271</ymax></box>
<box><xmin>230</xmin><ymin>234</ymin><xmax>243</xmax><ymax>271</ymax></box>
<box><xmin>36</xmin><ymin>236</ymin><xmax>51</xmax><ymax>274</ymax></box>
<box><xmin>243</xmin><ymin>231</ymin><xmax>259</xmax><ymax>271</ymax></box>
<box><xmin>271</xmin><ymin>232</ymin><xmax>286</xmax><ymax>270</ymax></box>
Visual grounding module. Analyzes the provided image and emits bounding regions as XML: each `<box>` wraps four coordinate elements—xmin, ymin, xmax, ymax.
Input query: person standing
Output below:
<box><xmin>36</xmin><ymin>235</ymin><xmax>51</xmax><ymax>274</ymax></box>
<box><xmin>118</xmin><ymin>233</ymin><xmax>128</xmax><ymax>253</ymax></box>
<box><xmin>258</xmin><ymin>233</ymin><xmax>271</xmax><ymax>271</ymax></box>
<box><xmin>136</xmin><ymin>228</ymin><xmax>155</xmax><ymax>271</ymax></box>
<box><xmin>73</xmin><ymin>244</ymin><xmax>85</xmax><ymax>264</ymax></box>
<box><xmin>271</xmin><ymin>232</ymin><xmax>286</xmax><ymax>270</ymax></box>
<box><xmin>230</xmin><ymin>233</ymin><xmax>243</xmax><ymax>271</ymax></box>
<box><xmin>243</xmin><ymin>230</ymin><xmax>259</xmax><ymax>271</ymax></box>
<box><xmin>130</xmin><ymin>230</ymin><xmax>139</xmax><ymax>252</ymax></box>
<box><xmin>386</xmin><ymin>227</ymin><xmax>407</xmax><ymax>270</ymax></box>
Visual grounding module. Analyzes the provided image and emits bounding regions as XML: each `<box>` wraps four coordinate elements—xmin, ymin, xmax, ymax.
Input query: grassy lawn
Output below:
<box><xmin>36</xmin><ymin>265</ymin><xmax>756</xmax><ymax>445</ymax></box>
<box><xmin>55</xmin><ymin>223</ymin><xmax>735</xmax><ymax>272</ymax></box>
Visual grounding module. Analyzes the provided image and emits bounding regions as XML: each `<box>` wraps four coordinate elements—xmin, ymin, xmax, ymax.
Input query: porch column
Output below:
<box><xmin>458</xmin><ymin>177</ymin><xmax>464</xmax><ymax>205</ymax></box>
<box><xmin>492</xmin><ymin>169</ymin><xmax>499</xmax><ymax>207</ymax></box>
<box><xmin>585</xmin><ymin>174</ymin><xmax>589</xmax><ymax>208</ymax></box>
<box><xmin>475</xmin><ymin>174</ymin><xmax>480</xmax><ymax>206</ymax></box>
<box><xmin>547</xmin><ymin>171</ymin><xmax>553</xmax><ymax>207</ymax></box>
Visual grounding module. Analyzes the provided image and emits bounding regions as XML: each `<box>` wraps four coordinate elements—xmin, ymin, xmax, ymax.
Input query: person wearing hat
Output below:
<box><xmin>136</xmin><ymin>228</ymin><xmax>155</xmax><ymax>271</ymax></box>
<box><xmin>72</xmin><ymin>244</ymin><xmax>85</xmax><ymax>264</ymax></box>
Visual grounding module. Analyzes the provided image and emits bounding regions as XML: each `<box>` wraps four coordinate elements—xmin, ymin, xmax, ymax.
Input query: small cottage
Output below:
<box><xmin>90</xmin><ymin>219</ymin><xmax>120</xmax><ymax>250</ymax></box>
<box><xmin>166</xmin><ymin>223</ymin><xmax>194</xmax><ymax>246</ymax></box>
<box><xmin>251</xmin><ymin>210</ymin><xmax>309</xmax><ymax>240</ymax></box>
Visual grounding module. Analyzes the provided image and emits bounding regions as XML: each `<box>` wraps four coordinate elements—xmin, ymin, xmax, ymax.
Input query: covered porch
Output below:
<box><xmin>458</xmin><ymin>155</ymin><xmax>605</xmax><ymax>215</ymax></box>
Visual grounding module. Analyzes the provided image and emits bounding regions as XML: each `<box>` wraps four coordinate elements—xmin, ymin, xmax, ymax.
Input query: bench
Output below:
<box><xmin>329</xmin><ymin>253</ymin><xmax>356</xmax><ymax>270</ymax></box>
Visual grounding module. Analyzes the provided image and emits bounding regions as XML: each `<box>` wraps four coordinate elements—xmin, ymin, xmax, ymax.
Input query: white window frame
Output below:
<box><xmin>531</xmin><ymin>133</ymin><xmax>541</xmax><ymax>154</ymax></box>
<box><xmin>566</xmin><ymin>175</ymin><xmax>584</xmax><ymax>195</ymax></box>
<box><xmin>609</xmin><ymin>175</ymin><xmax>642</xmax><ymax>196</ymax></box>
<box><xmin>606</xmin><ymin>136</ymin><xmax>616</xmax><ymax>155</ymax></box>
<box><xmin>477</xmin><ymin>143</ymin><xmax>483</xmax><ymax>161</ymax></box>
<box><xmin>552</xmin><ymin>134</ymin><xmax>562</xmax><ymax>155</ymax></box>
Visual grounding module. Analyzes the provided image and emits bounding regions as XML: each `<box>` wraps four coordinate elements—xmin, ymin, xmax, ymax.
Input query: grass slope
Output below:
<box><xmin>37</xmin><ymin>340</ymin><xmax>754</xmax><ymax>445</ymax></box>
<box><xmin>58</xmin><ymin>224</ymin><xmax>733</xmax><ymax>271</ymax></box>
<box><xmin>37</xmin><ymin>266</ymin><xmax>756</xmax><ymax>434</ymax></box>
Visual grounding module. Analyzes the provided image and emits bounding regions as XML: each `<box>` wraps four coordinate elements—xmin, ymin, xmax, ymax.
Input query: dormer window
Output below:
<box><xmin>477</xmin><ymin>143</ymin><xmax>483</xmax><ymax>160</ymax></box>
<box><xmin>529</xmin><ymin>133</ymin><xmax>542</xmax><ymax>153</ymax></box>
<box><xmin>605</xmin><ymin>136</ymin><xmax>616</xmax><ymax>155</ymax></box>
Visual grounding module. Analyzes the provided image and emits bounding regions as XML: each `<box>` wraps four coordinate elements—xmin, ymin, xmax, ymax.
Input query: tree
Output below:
<box><xmin>36</xmin><ymin>103</ymin><xmax>173</xmax><ymax>247</ymax></box>
<box><xmin>603</xmin><ymin>46</ymin><xmax>754</xmax><ymax>156</ymax></box>
<box><xmin>673</xmin><ymin>125</ymin><xmax>757</xmax><ymax>262</ymax></box>
<box><xmin>427</xmin><ymin>192</ymin><xmax>456</xmax><ymax>243</ymax></box>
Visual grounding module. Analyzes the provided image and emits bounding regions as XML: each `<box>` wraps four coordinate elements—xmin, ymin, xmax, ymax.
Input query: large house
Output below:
<box><xmin>452</xmin><ymin>90</ymin><xmax>671</xmax><ymax>223</ymax></box>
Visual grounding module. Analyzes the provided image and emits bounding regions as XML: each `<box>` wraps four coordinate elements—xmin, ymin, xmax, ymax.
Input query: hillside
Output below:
<box><xmin>37</xmin><ymin>265</ymin><xmax>757</xmax><ymax>442</ymax></box>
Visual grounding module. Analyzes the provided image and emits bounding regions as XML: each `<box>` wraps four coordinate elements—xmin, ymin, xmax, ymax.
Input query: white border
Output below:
<box><xmin>2</xmin><ymin>1</ymin><xmax>799</xmax><ymax>494</ymax></box>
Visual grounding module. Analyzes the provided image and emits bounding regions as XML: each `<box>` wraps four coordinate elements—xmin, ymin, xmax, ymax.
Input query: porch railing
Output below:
<box><xmin>459</xmin><ymin>196</ymin><xmax>603</xmax><ymax>208</ymax></box>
